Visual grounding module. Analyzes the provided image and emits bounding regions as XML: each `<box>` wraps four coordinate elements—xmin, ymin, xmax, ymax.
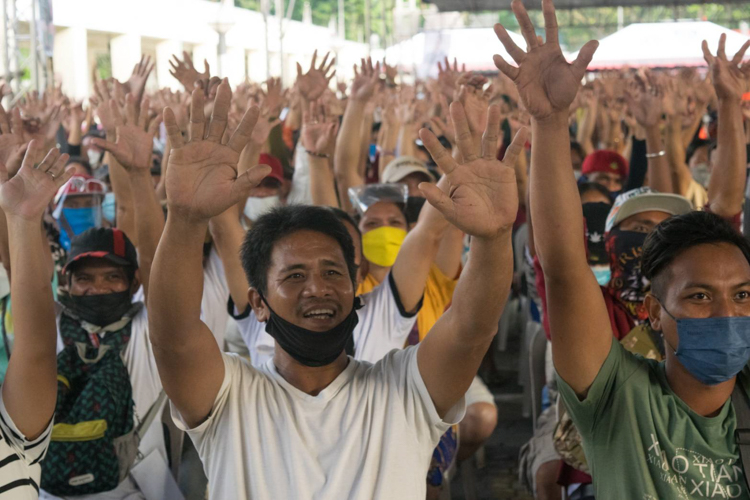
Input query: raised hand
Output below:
<box><xmin>90</xmin><ymin>94</ymin><xmax>162</xmax><ymax>172</ymax></box>
<box><xmin>126</xmin><ymin>55</ymin><xmax>155</xmax><ymax>101</ymax></box>
<box><xmin>163</xmin><ymin>80</ymin><xmax>271</xmax><ymax>222</ymax></box>
<box><xmin>702</xmin><ymin>35</ymin><xmax>750</xmax><ymax>102</ymax></box>
<box><xmin>0</xmin><ymin>140</ymin><xmax>73</xmax><ymax>221</ymax></box>
<box><xmin>493</xmin><ymin>0</ymin><xmax>597</xmax><ymax>121</ymax></box>
<box><xmin>0</xmin><ymin>105</ymin><xmax>25</xmax><ymax>165</ymax></box>
<box><xmin>350</xmin><ymin>57</ymin><xmax>380</xmax><ymax>102</ymax></box>
<box><xmin>296</xmin><ymin>50</ymin><xmax>336</xmax><ymax>102</ymax></box>
<box><xmin>260</xmin><ymin>77</ymin><xmax>283</xmax><ymax>117</ymax></box>
<box><xmin>624</xmin><ymin>72</ymin><xmax>663</xmax><ymax>128</ymax></box>
<box><xmin>301</xmin><ymin>101</ymin><xmax>338</xmax><ymax>156</ymax></box>
<box><xmin>419</xmin><ymin>102</ymin><xmax>523</xmax><ymax>238</ymax></box>
<box><xmin>437</xmin><ymin>56</ymin><xmax>465</xmax><ymax>100</ymax></box>
<box><xmin>169</xmin><ymin>51</ymin><xmax>210</xmax><ymax>91</ymax></box>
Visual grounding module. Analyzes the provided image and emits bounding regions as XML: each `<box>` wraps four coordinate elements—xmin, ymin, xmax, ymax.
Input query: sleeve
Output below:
<box><xmin>624</xmin><ymin>137</ymin><xmax>647</xmax><ymax>191</ymax></box>
<box><xmin>200</xmin><ymin>249</ymin><xmax>230</xmax><ymax>347</ymax></box>
<box><xmin>227</xmin><ymin>300</ymin><xmax>274</xmax><ymax>367</ymax></box>
<box><xmin>417</xmin><ymin>265</ymin><xmax>459</xmax><ymax>342</ymax></box>
<box><xmin>555</xmin><ymin>338</ymin><xmax>643</xmax><ymax>436</ymax></box>
<box><xmin>379</xmin><ymin>346</ymin><xmax>465</xmax><ymax>447</ymax></box>
<box><xmin>0</xmin><ymin>393</ymin><xmax>53</xmax><ymax>466</ymax></box>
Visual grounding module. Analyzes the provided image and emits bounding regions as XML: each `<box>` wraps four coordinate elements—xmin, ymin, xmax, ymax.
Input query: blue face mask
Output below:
<box><xmin>591</xmin><ymin>265</ymin><xmax>611</xmax><ymax>286</ymax></box>
<box><xmin>102</xmin><ymin>193</ymin><xmax>116</xmax><ymax>224</ymax></box>
<box><xmin>59</xmin><ymin>207</ymin><xmax>99</xmax><ymax>251</ymax></box>
<box><xmin>369</xmin><ymin>144</ymin><xmax>377</xmax><ymax>163</ymax></box>
<box><xmin>660</xmin><ymin>303</ymin><xmax>750</xmax><ymax>386</ymax></box>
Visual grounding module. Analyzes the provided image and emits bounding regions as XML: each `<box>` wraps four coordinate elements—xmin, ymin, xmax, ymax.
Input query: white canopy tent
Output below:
<box><xmin>570</xmin><ymin>21</ymin><xmax>750</xmax><ymax>70</ymax></box>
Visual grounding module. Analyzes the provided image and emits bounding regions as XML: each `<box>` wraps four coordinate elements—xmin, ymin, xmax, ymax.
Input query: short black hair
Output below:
<box><xmin>240</xmin><ymin>205</ymin><xmax>357</xmax><ymax>295</ymax></box>
<box><xmin>685</xmin><ymin>139</ymin><xmax>712</xmax><ymax>164</ymax></box>
<box><xmin>330</xmin><ymin>207</ymin><xmax>361</xmax><ymax>239</ymax></box>
<box><xmin>570</xmin><ymin>141</ymin><xmax>586</xmax><ymax>162</ymax></box>
<box><xmin>66</xmin><ymin>156</ymin><xmax>92</xmax><ymax>175</ymax></box>
<box><xmin>642</xmin><ymin>211</ymin><xmax>750</xmax><ymax>297</ymax></box>
<box><xmin>578</xmin><ymin>181</ymin><xmax>611</xmax><ymax>200</ymax></box>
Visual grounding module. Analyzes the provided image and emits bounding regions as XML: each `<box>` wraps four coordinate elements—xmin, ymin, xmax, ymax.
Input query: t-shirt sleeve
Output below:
<box><xmin>379</xmin><ymin>346</ymin><xmax>466</xmax><ymax>447</ymax></box>
<box><xmin>556</xmin><ymin>338</ymin><xmax>643</xmax><ymax>436</ymax></box>
<box><xmin>228</xmin><ymin>300</ymin><xmax>275</xmax><ymax>366</ymax></box>
<box><xmin>0</xmin><ymin>393</ymin><xmax>53</xmax><ymax>466</ymax></box>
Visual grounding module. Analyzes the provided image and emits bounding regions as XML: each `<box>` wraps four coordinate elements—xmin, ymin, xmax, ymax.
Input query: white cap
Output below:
<box><xmin>381</xmin><ymin>156</ymin><xmax>435</xmax><ymax>184</ymax></box>
<box><xmin>605</xmin><ymin>187</ymin><xmax>693</xmax><ymax>234</ymax></box>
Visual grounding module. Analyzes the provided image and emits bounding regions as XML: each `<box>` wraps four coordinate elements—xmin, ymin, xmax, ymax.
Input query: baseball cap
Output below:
<box><xmin>63</xmin><ymin>227</ymin><xmax>139</xmax><ymax>274</ymax></box>
<box><xmin>605</xmin><ymin>187</ymin><xmax>693</xmax><ymax>234</ymax></box>
<box><xmin>259</xmin><ymin>153</ymin><xmax>284</xmax><ymax>184</ymax></box>
<box><xmin>381</xmin><ymin>156</ymin><xmax>436</xmax><ymax>184</ymax></box>
<box><xmin>582</xmin><ymin>150</ymin><xmax>629</xmax><ymax>179</ymax></box>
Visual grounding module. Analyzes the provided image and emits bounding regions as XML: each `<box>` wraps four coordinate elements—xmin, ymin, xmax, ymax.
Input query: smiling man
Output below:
<box><xmin>148</xmin><ymin>81</ymin><xmax>522</xmax><ymax>499</ymax></box>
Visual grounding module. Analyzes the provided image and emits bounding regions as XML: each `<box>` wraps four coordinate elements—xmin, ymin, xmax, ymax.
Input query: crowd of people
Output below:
<box><xmin>2</xmin><ymin>0</ymin><xmax>750</xmax><ymax>498</ymax></box>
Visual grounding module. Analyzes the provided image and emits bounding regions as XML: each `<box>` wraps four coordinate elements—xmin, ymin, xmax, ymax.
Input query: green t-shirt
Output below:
<box><xmin>558</xmin><ymin>338</ymin><xmax>750</xmax><ymax>500</ymax></box>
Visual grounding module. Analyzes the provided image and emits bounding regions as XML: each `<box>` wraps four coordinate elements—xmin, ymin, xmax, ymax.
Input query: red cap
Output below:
<box><xmin>581</xmin><ymin>150</ymin><xmax>628</xmax><ymax>179</ymax></box>
<box><xmin>259</xmin><ymin>154</ymin><xmax>284</xmax><ymax>184</ymax></box>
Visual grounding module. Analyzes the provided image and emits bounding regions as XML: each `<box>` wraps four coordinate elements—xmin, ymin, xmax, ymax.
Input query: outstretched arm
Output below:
<box><xmin>417</xmin><ymin>103</ymin><xmax>521</xmax><ymax>418</ymax></box>
<box><xmin>495</xmin><ymin>0</ymin><xmax>612</xmax><ymax>397</ymax></box>
<box><xmin>0</xmin><ymin>142</ymin><xmax>74</xmax><ymax>438</ymax></box>
<box><xmin>149</xmin><ymin>82</ymin><xmax>271</xmax><ymax>428</ymax></box>
<box><xmin>703</xmin><ymin>37</ymin><xmax>750</xmax><ymax>217</ymax></box>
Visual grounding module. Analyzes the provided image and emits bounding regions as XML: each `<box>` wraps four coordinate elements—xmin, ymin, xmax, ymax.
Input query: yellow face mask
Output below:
<box><xmin>361</xmin><ymin>226</ymin><xmax>407</xmax><ymax>268</ymax></box>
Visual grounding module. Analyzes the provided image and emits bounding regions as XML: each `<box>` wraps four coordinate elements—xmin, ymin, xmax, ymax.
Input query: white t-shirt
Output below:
<box><xmin>172</xmin><ymin>345</ymin><xmax>465</xmax><ymax>500</ymax></box>
<box><xmin>201</xmin><ymin>247</ymin><xmax>230</xmax><ymax>349</ymax></box>
<box><xmin>286</xmin><ymin>141</ymin><xmax>313</xmax><ymax>205</ymax></box>
<box><xmin>233</xmin><ymin>274</ymin><xmax>419</xmax><ymax>366</ymax></box>
<box><xmin>0</xmin><ymin>394</ymin><xmax>52</xmax><ymax>499</ymax></box>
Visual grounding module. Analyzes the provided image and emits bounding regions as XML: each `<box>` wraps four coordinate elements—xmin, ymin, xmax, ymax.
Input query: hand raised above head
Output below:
<box><xmin>702</xmin><ymin>34</ymin><xmax>750</xmax><ymax>102</ymax></box>
<box><xmin>418</xmin><ymin>102</ymin><xmax>523</xmax><ymax>239</ymax></box>
<box><xmin>296</xmin><ymin>50</ymin><xmax>336</xmax><ymax>102</ymax></box>
<box><xmin>493</xmin><ymin>0</ymin><xmax>598</xmax><ymax>121</ymax></box>
<box><xmin>163</xmin><ymin>80</ymin><xmax>271</xmax><ymax>223</ymax></box>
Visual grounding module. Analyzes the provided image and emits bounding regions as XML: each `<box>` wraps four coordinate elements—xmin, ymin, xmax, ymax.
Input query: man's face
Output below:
<box><xmin>64</xmin><ymin>195</ymin><xmax>99</xmax><ymax>209</ymax></box>
<box><xmin>68</xmin><ymin>162</ymin><xmax>90</xmax><ymax>177</ymax></box>
<box><xmin>252</xmin><ymin>230</ymin><xmax>355</xmax><ymax>332</ymax></box>
<box><xmin>647</xmin><ymin>242</ymin><xmax>750</xmax><ymax>355</ymax></box>
<box><xmin>618</xmin><ymin>210</ymin><xmax>671</xmax><ymax>234</ymax></box>
<box><xmin>359</xmin><ymin>201</ymin><xmax>407</xmax><ymax>234</ymax></box>
<box><xmin>589</xmin><ymin>171</ymin><xmax>623</xmax><ymax>193</ymax></box>
<box><xmin>571</xmin><ymin>150</ymin><xmax>584</xmax><ymax>172</ymax></box>
<box><xmin>69</xmin><ymin>259</ymin><xmax>132</xmax><ymax>296</ymax></box>
<box><xmin>398</xmin><ymin>172</ymin><xmax>432</xmax><ymax>197</ymax></box>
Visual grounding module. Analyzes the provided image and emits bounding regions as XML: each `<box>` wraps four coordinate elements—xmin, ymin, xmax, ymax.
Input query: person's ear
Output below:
<box><xmin>131</xmin><ymin>270</ymin><xmax>142</xmax><ymax>295</ymax></box>
<box><xmin>248</xmin><ymin>287</ymin><xmax>269</xmax><ymax>322</ymax></box>
<box><xmin>645</xmin><ymin>293</ymin><xmax>663</xmax><ymax>332</ymax></box>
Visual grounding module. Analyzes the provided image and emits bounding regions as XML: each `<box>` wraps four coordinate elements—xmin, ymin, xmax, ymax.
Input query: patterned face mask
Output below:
<box><xmin>605</xmin><ymin>227</ymin><xmax>650</xmax><ymax>323</ymax></box>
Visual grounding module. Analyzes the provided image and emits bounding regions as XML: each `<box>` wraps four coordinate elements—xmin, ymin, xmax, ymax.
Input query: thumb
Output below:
<box><xmin>233</xmin><ymin>164</ymin><xmax>272</xmax><ymax>201</ymax></box>
<box><xmin>204</xmin><ymin>60</ymin><xmax>210</xmax><ymax>74</ymax></box>
<box><xmin>572</xmin><ymin>40</ymin><xmax>599</xmax><ymax>79</ymax></box>
<box><xmin>419</xmin><ymin>182</ymin><xmax>453</xmax><ymax>218</ymax></box>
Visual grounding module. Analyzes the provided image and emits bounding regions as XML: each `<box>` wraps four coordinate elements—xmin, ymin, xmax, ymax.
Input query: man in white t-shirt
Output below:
<box><xmin>149</xmin><ymin>82</ymin><xmax>522</xmax><ymax>499</ymax></box>
<box><xmin>0</xmin><ymin>142</ymin><xmax>76</xmax><ymax>499</ymax></box>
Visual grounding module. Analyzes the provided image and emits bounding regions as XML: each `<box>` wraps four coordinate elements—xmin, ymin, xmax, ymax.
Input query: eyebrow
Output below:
<box><xmin>682</xmin><ymin>281</ymin><xmax>750</xmax><ymax>290</ymax></box>
<box><xmin>278</xmin><ymin>263</ymin><xmax>307</xmax><ymax>274</ymax></box>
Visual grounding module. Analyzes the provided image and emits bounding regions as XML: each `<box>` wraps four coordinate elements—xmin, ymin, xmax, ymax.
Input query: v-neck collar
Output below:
<box><xmin>266</xmin><ymin>357</ymin><xmax>357</xmax><ymax>405</ymax></box>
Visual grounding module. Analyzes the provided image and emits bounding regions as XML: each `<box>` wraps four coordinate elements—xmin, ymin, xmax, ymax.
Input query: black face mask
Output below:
<box><xmin>605</xmin><ymin>227</ymin><xmax>650</xmax><ymax>322</ymax></box>
<box><xmin>60</xmin><ymin>290</ymin><xmax>133</xmax><ymax>327</ymax></box>
<box><xmin>405</xmin><ymin>196</ymin><xmax>426</xmax><ymax>225</ymax></box>
<box><xmin>582</xmin><ymin>202</ymin><xmax>611</xmax><ymax>265</ymax></box>
<box><xmin>262</xmin><ymin>296</ymin><xmax>361</xmax><ymax>367</ymax></box>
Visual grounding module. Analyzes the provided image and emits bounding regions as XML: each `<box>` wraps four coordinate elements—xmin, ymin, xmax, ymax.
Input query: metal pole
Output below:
<box><xmin>30</xmin><ymin>0</ymin><xmax>37</xmax><ymax>91</ymax></box>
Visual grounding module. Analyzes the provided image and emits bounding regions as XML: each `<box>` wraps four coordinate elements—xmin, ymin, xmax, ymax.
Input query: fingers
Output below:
<box><xmin>450</xmin><ymin>101</ymin><xmax>477</xmax><ymax>161</ymax></box>
<box><xmin>54</xmin><ymin>165</ymin><xmax>76</xmax><ymax>189</ymax></box>
<box><xmin>542</xmin><ymin>0</ymin><xmax>559</xmax><ymax>44</ymax></box>
<box><xmin>125</xmin><ymin>94</ymin><xmax>138</xmax><ymax>125</ymax></box>
<box><xmin>419</xmin><ymin>181</ymin><xmax>454</xmax><ymax>217</ymax></box>
<box><xmin>108</xmin><ymin>99</ymin><xmax>124</xmax><ymax>127</ymax></box>
<box><xmin>512</xmin><ymin>0</ymin><xmax>538</xmax><ymax>50</ymax></box>
<box><xmin>482</xmin><ymin>104</ymin><xmax>501</xmax><ymax>160</ymax></box>
<box><xmin>732</xmin><ymin>40</ymin><xmax>750</xmax><ymax>66</ymax></box>
<box><xmin>138</xmin><ymin>97</ymin><xmax>150</xmax><ymax>130</ymax></box>
<box><xmin>419</xmin><ymin>128</ymin><xmax>458</xmax><ymax>174</ymax></box>
<box><xmin>702</xmin><ymin>40</ymin><xmax>715</xmax><ymax>66</ymax></box>
<box><xmin>189</xmin><ymin>88</ymin><xmax>206</xmax><ymax>141</ymax></box>
<box><xmin>718</xmin><ymin>33</ymin><xmax>727</xmax><ymax>60</ymax></box>
<box><xmin>234</xmin><ymin>164</ymin><xmax>273</xmax><ymax>202</ymax></box>
<box><xmin>207</xmin><ymin>79</ymin><xmax>232</xmax><ymax>142</ymax></box>
<box><xmin>21</xmin><ymin>140</ymin><xmax>46</xmax><ymax>171</ymax></box>
<box><xmin>227</xmin><ymin>106</ymin><xmax>260</xmax><ymax>153</ymax></box>
<box><xmin>9</xmin><ymin>108</ymin><xmax>22</xmax><ymax>135</ymax></box>
<box><xmin>310</xmin><ymin>49</ymin><xmax>318</xmax><ymax>71</ymax></box>
<box><xmin>148</xmin><ymin>111</ymin><xmax>163</xmax><ymax>136</ymax></box>
<box><xmin>89</xmin><ymin>137</ymin><xmax>118</xmax><ymax>155</ymax></box>
<box><xmin>203</xmin><ymin>60</ymin><xmax>210</xmax><ymax>76</ymax></box>
<box><xmin>501</xmin><ymin>127</ymin><xmax>528</xmax><ymax>167</ymax></box>
<box><xmin>43</xmin><ymin>150</ymin><xmax>70</xmax><ymax>176</ymax></box>
<box><xmin>164</xmin><ymin>108</ymin><xmax>185</xmax><ymax>148</ymax></box>
<box><xmin>0</xmin><ymin>105</ymin><xmax>9</xmax><ymax>134</ymax></box>
<box><xmin>571</xmin><ymin>40</ymin><xmax>599</xmax><ymax>79</ymax></box>
<box><xmin>494</xmin><ymin>24</ymin><xmax>526</xmax><ymax>65</ymax></box>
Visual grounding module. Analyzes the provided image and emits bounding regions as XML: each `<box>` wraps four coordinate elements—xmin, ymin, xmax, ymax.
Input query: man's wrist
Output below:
<box><xmin>531</xmin><ymin>111</ymin><xmax>568</xmax><ymax>130</ymax></box>
<box><xmin>5</xmin><ymin>213</ymin><xmax>43</xmax><ymax>228</ymax></box>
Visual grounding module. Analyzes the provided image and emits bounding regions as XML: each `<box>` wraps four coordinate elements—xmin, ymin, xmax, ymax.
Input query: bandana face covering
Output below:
<box><xmin>59</xmin><ymin>290</ymin><xmax>133</xmax><ymax>327</ymax></box>
<box><xmin>658</xmin><ymin>302</ymin><xmax>750</xmax><ymax>386</ymax></box>
<box><xmin>262</xmin><ymin>296</ymin><xmax>361</xmax><ymax>367</ymax></box>
<box><xmin>362</xmin><ymin>226</ymin><xmax>407</xmax><ymax>268</ymax></box>
<box><xmin>582</xmin><ymin>202</ymin><xmax>611</xmax><ymax>265</ymax></box>
<box><xmin>606</xmin><ymin>227</ymin><xmax>650</xmax><ymax>322</ymax></box>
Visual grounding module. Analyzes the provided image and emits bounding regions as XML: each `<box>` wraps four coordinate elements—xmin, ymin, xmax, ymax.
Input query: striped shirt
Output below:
<box><xmin>0</xmin><ymin>394</ymin><xmax>52</xmax><ymax>499</ymax></box>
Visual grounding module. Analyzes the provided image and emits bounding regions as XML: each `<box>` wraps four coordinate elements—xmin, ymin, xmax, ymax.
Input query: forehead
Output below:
<box><xmin>362</xmin><ymin>201</ymin><xmax>405</xmax><ymax>221</ymax></box>
<box><xmin>591</xmin><ymin>171</ymin><xmax>622</xmax><ymax>180</ymax></box>
<box><xmin>620</xmin><ymin>210</ymin><xmax>671</xmax><ymax>228</ymax></box>
<box><xmin>663</xmin><ymin>242</ymin><xmax>750</xmax><ymax>294</ymax></box>
<box><xmin>269</xmin><ymin>230</ymin><xmax>347</xmax><ymax>270</ymax></box>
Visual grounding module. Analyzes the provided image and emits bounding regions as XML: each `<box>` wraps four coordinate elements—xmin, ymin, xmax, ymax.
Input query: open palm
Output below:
<box><xmin>164</xmin><ymin>81</ymin><xmax>271</xmax><ymax>222</ymax></box>
<box><xmin>702</xmin><ymin>35</ymin><xmax>750</xmax><ymax>101</ymax></box>
<box><xmin>419</xmin><ymin>102</ymin><xmax>522</xmax><ymax>238</ymax></box>
<box><xmin>493</xmin><ymin>0</ymin><xmax>598</xmax><ymax>120</ymax></box>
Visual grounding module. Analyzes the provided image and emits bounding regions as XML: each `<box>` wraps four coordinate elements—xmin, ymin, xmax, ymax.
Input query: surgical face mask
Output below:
<box><xmin>244</xmin><ymin>195</ymin><xmax>281</xmax><ymax>221</ymax></box>
<box><xmin>582</xmin><ymin>202</ymin><xmax>611</xmax><ymax>265</ymax></box>
<box><xmin>87</xmin><ymin>149</ymin><xmax>103</xmax><ymax>169</ymax></box>
<box><xmin>659</xmin><ymin>302</ymin><xmax>750</xmax><ymax>386</ymax></box>
<box><xmin>59</xmin><ymin>290</ymin><xmax>134</xmax><ymax>327</ymax></box>
<box><xmin>58</xmin><ymin>207</ymin><xmax>101</xmax><ymax>251</ymax></box>
<box><xmin>262</xmin><ymin>295</ymin><xmax>361</xmax><ymax>367</ymax></box>
<box><xmin>102</xmin><ymin>193</ymin><xmax>116</xmax><ymax>224</ymax></box>
<box><xmin>605</xmin><ymin>227</ymin><xmax>650</xmax><ymax>322</ymax></box>
<box><xmin>691</xmin><ymin>163</ymin><xmax>711</xmax><ymax>189</ymax></box>
<box><xmin>361</xmin><ymin>226</ymin><xmax>407</xmax><ymax>268</ymax></box>
<box><xmin>369</xmin><ymin>144</ymin><xmax>378</xmax><ymax>163</ymax></box>
<box><xmin>591</xmin><ymin>265</ymin><xmax>611</xmax><ymax>286</ymax></box>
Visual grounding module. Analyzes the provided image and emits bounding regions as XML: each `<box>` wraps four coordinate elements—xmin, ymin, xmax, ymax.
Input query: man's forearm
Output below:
<box><xmin>110</xmin><ymin>153</ymin><xmax>138</xmax><ymax>245</ymax></box>
<box><xmin>644</xmin><ymin>125</ymin><xmax>672</xmax><ymax>193</ymax></box>
<box><xmin>129</xmin><ymin>170</ymin><xmax>165</xmax><ymax>298</ymax></box>
<box><xmin>530</xmin><ymin>113</ymin><xmax>588</xmax><ymax>276</ymax></box>
<box><xmin>709</xmin><ymin>98</ymin><xmax>746</xmax><ymax>216</ymax></box>
<box><xmin>309</xmin><ymin>155</ymin><xmax>339</xmax><ymax>208</ymax></box>
<box><xmin>3</xmin><ymin>217</ymin><xmax>57</xmax><ymax>438</ymax></box>
<box><xmin>334</xmin><ymin>99</ymin><xmax>366</xmax><ymax>187</ymax></box>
